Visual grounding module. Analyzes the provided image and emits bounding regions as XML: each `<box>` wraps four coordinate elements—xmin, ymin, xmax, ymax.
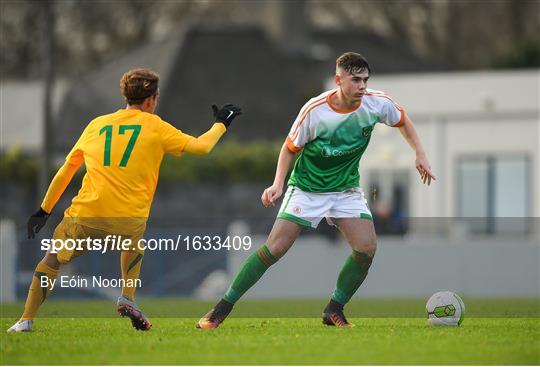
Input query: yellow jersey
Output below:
<box><xmin>65</xmin><ymin>108</ymin><xmax>195</xmax><ymax>218</ymax></box>
<box><xmin>41</xmin><ymin>109</ymin><xmax>225</xmax><ymax>234</ymax></box>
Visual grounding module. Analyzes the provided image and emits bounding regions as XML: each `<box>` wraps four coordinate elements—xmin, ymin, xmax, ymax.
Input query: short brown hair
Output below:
<box><xmin>336</xmin><ymin>52</ymin><xmax>371</xmax><ymax>75</ymax></box>
<box><xmin>120</xmin><ymin>68</ymin><xmax>160</xmax><ymax>105</ymax></box>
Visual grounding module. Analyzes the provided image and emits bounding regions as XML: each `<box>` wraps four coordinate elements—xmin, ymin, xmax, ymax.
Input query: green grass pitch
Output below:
<box><xmin>1</xmin><ymin>299</ymin><xmax>539</xmax><ymax>365</ymax></box>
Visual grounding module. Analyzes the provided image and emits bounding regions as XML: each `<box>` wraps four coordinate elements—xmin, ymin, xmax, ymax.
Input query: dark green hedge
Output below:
<box><xmin>1</xmin><ymin>140</ymin><xmax>283</xmax><ymax>184</ymax></box>
<box><xmin>0</xmin><ymin>148</ymin><xmax>39</xmax><ymax>182</ymax></box>
<box><xmin>159</xmin><ymin>139</ymin><xmax>281</xmax><ymax>183</ymax></box>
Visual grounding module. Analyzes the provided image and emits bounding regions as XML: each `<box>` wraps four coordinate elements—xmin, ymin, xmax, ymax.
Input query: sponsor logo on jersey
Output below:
<box><xmin>321</xmin><ymin>145</ymin><xmax>361</xmax><ymax>157</ymax></box>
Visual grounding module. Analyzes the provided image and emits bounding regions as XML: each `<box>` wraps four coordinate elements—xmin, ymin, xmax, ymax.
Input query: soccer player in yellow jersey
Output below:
<box><xmin>7</xmin><ymin>68</ymin><xmax>242</xmax><ymax>333</ymax></box>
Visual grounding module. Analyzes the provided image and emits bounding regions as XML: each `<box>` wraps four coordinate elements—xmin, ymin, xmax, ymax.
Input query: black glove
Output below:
<box><xmin>212</xmin><ymin>103</ymin><xmax>242</xmax><ymax>128</ymax></box>
<box><xmin>27</xmin><ymin>207</ymin><xmax>50</xmax><ymax>239</ymax></box>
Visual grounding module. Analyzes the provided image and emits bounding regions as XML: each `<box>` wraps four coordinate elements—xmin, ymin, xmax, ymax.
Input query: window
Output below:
<box><xmin>457</xmin><ymin>156</ymin><xmax>530</xmax><ymax>235</ymax></box>
<box><xmin>367</xmin><ymin>169</ymin><xmax>409</xmax><ymax>235</ymax></box>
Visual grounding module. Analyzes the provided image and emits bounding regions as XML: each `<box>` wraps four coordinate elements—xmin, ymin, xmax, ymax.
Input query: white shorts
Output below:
<box><xmin>277</xmin><ymin>185</ymin><xmax>373</xmax><ymax>228</ymax></box>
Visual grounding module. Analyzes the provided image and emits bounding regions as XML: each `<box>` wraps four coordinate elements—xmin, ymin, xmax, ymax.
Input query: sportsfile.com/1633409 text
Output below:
<box><xmin>40</xmin><ymin>235</ymin><xmax>252</xmax><ymax>253</ymax></box>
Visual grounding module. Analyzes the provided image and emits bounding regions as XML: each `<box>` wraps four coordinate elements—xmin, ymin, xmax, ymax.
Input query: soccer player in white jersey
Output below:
<box><xmin>198</xmin><ymin>52</ymin><xmax>435</xmax><ymax>328</ymax></box>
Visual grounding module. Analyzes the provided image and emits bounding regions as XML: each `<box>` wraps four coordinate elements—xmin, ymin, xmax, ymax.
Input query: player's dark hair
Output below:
<box><xmin>120</xmin><ymin>68</ymin><xmax>160</xmax><ymax>105</ymax></box>
<box><xmin>336</xmin><ymin>52</ymin><xmax>371</xmax><ymax>75</ymax></box>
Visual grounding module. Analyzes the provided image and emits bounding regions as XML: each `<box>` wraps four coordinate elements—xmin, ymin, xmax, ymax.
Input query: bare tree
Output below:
<box><xmin>1</xmin><ymin>0</ymin><xmax>538</xmax><ymax>79</ymax></box>
<box><xmin>312</xmin><ymin>0</ymin><xmax>539</xmax><ymax>69</ymax></box>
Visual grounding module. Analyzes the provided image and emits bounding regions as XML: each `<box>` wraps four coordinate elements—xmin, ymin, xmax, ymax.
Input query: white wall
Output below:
<box><xmin>0</xmin><ymin>81</ymin><xmax>67</xmax><ymax>152</ymax></box>
<box><xmin>229</xmin><ymin>234</ymin><xmax>540</xmax><ymax>299</ymax></box>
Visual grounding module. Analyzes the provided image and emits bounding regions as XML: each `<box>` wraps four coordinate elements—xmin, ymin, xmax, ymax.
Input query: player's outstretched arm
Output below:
<box><xmin>183</xmin><ymin>104</ymin><xmax>242</xmax><ymax>155</ymax></box>
<box><xmin>28</xmin><ymin>161</ymin><xmax>81</xmax><ymax>238</ymax></box>
<box><xmin>261</xmin><ymin>142</ymin><xmax>296</xmax><ymax>208</ymax></box>
<box><xmin>398</xmin><ymin>113</ymin><xmax>436</xmax><ymax>185</ymax></box>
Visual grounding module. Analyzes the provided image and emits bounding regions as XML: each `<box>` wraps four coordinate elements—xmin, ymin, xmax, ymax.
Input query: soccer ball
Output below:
<box><xmin>426</xmin><ymin>291</ymin><xmax>465</xmax><ymax>326</ymax></box>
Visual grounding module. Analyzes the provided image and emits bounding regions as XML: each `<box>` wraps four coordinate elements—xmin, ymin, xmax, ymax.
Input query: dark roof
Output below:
<box><xmin>55</xmin><ymin>27</ymin><xmax>446</xmax><ymax>153</ymax></box>
<box><xmin>158</xmin><ymin>28</ymin><xmax>325</xmax><ymax>142</ymax></box>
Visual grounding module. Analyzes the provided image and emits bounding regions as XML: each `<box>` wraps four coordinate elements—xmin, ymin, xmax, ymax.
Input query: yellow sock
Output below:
<box><xmin>120</xmin><ymin>250</ymin><xmax>144</xmax><ymax>301</ymax></box>
<box><xmin>20</xmin><ymin>261</ymin><xmax>59</xmax><ymax>321</ymax></box>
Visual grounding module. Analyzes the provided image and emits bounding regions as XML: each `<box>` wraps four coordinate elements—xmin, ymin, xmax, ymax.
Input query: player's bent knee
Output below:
<box><xmin>366</xmin><ymin>241</ymin><xmax>377</xmax><ymax>257</ymax></box>
<box><xmin>265</xmin><ymin>220</ymin><xmax>301</xmax><ymax>259</ymax></box>
<box><xmin>355</xmin><ymin>239</ymin><xmax>377</xmax><ymax>257</ymax></box>
<box><xmin>129</xmin><ymin>246</ymin><xmax>145</xmax><ymax>257</ymax></box>
<box><xmin>266</xmin><ymin>244</ymin><xmax>287</xmax><ymax>260</ymax></box>
<box><xmin>56</xmin><ymin>252</ymin><xmax>72</xmax><ymax>265</ymax></box>
<box><xmin>267</xmin><ymin>235</ymin><xmax>299</xmax><ymax>259</ymax></box>
<box><xmin>43</xmin><ymin>251</ymin><xmax>62</xmax><ymax>268</ymax></box>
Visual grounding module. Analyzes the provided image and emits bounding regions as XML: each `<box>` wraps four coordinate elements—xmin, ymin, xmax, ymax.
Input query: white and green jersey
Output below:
<box><xmin>286</xmin><ymin>88</ymin><xmax>405</xmax><ymax>193</ymax></box>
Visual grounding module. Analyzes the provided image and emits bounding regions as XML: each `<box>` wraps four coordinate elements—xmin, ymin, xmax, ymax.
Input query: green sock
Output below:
<box><xmin>223</xmin><ymin>245</ymin><xmax>277</xmax><ymax>304</ymax></box>
<box><xmin>331</xmin><ymin>250</ymin><xmax>373</xmax><ymax>305</ymax></box>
